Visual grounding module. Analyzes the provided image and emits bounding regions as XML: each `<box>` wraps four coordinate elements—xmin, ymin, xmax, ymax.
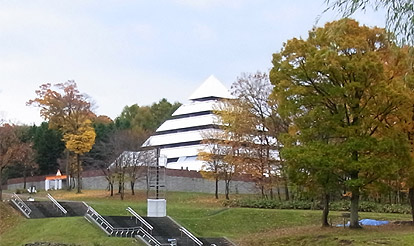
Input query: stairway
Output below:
<box><xmin>27</xmin><ymin>201</ymin><xmax>64</xmax><ymax>218</ymax></box>
<box><xmin>96</xmin><ymin>215</ymin><xmax>235</xmax><ymax>245</ymax></box>
<box><xmin>60</xmin><ymin>201</ymin><xmax>88</xmax><ymax>216</ymax></box>
<box><xmin>10</xmin><ymin>194</ymin><xmax>87</xmax><ymax>219</ymax></box>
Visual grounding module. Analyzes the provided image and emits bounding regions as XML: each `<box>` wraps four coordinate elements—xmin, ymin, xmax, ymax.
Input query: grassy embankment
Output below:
<box><xmin>1</xmin><ymin>190</ymin><xmax>414</xmax><ymax>246</ymax></box>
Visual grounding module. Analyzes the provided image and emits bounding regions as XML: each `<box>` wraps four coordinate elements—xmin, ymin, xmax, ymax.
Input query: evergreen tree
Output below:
<box><xmin>32</xmin><ymin>122</ymin><xmax>65</xmax><ymax>175</ymax></box>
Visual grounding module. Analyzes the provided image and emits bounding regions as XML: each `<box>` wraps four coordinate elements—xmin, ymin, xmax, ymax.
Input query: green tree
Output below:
<box><xmin>325</xmin><ymin>0</ymin><xmax>414</xmax><ymax>45</ymax></box>
<box><xmin>151</xmin><ymin>98</ymin><xmax>181</xmax><ymax>128</ymax></box>
<box><xmin>281</xmin><ymin>118</ymin><xmax>344</xmax><ymax>226</ymax></box>
<box><xmin>32</xmin><ymin>122</ymin><xmax>65</xmax><ymax>175</ymax></box>
<box><xmin>115</xmin><ymin>99</ymin><xmax>181</xmax><ymax>132</ymax></box>
<box><xmin>115</xmin><ymin>104</ymin><xmax>140</xmax><ymax>129</ymax></box>
<box><xmin>392</xmin><ymin>57</ymin><xmax>414</xmax><ymax>221</ymax></box>
<box><xmin>270</xmin><ymin>19</ymin><xmax>412</xmax><ymax>228</ymax></box>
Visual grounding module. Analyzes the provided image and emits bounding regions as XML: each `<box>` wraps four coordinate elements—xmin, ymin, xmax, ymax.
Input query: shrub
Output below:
<box><xmin>15</xmin><ymin>189</ymin><xmax>27</xmax><ymax>194</ymax></box>
<box><xmin>224</xmin><ymin>198</ymin><xmax>412</xmax><ymax>214</ymax></box>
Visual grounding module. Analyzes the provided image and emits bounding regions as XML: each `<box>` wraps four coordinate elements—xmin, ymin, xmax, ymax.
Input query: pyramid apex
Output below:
<box><xmin>188</xmin><ymin>75</ymin><xmax>232</xmax><ymax>101</ymax></box>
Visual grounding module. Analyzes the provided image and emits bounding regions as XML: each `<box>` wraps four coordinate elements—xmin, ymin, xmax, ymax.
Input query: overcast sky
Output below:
<box><xmin>0</xmin><ymin>0</ymin><xmax>385</xmax><ymax>125</ymax></box>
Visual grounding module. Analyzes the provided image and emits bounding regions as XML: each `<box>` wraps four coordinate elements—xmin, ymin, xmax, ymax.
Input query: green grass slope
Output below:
<box><xmin>1</xmin><ymin>190</ymin><xmax>414</xmax><ymax>246</ymax></box>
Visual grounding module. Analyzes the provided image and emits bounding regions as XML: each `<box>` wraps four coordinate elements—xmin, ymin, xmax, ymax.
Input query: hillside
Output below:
<box><xmin>2</xmin><ymin>190</ymin><xmax>414</xmax><ymax>245</ymax></box>
<box><xmin>0</xmin><ymin>201</ymin><xmax>22</xmax><ymax>234</ymax></box>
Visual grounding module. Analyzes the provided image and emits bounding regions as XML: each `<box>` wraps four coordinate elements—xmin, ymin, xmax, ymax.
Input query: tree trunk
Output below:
<box><xmin>66</xmin><ymin>150</ymin><xmax>71</xmax><ymax>190</ymax></box>
<box><xmin>0</xmin><ymin>167</ymin><xmax>3</xmax><ymax>201</ymax></box>
<box><xmin>118</xmin><ymin>178</ymin><xmax>122</xmax><ymax>194</ymax></box>
<box><xmin>261</xmin><ymin>185</ymin><xmax>265</xmax><ymax>199</ymax></box>
<box><xmin>131</xmin><ymin>181</ymin><xmax>135</xmax><ymax>195</ymax></box>
<box><xmin>215</xmin><ymin>177</ymin><xmax>219</xmax><ymax>199</ymax></box>
<box><xmin>76</xmin><ymin>153</ymin><xmax>81</xmax><ymax>194</ymax></box>
<box><xmin>349</xmin><ymin>149</ymin><xmax>361</xmax><ymax>229</ymax></box>
<box><xmin>284</xmin><ymin>181</ymin><xmax>290</xmax><ymax>201</ymax></box>
<box><xmin>350</xmin><ymin>184</ymin><xmax>361</xmax><ymax>228</ymax></box>
<box><xmin>120</xmin><ymin>171</ymin><xmax>125</xmax><ymax>200</ymax></box>
<box><xmin>322</xmin><ymin>192</ymin><xmax>330</xmax><ymax>227</ymax></box>
<box><xmin>110</xmin><ymin>182</ymin><xmax>113</xmax><ymax>196</ymax></box>
<box><xmin>23</xmin><ymin>165</ymin><xmax>27</xmax><ymax>190</ymax></box>
<box><xmin>225</xmin><ymin>180</ymin><xmax>230</xmax><ymax>200</ymax></box>
<box><xmin>409</xmin><ymin>187</ymin><xmax>414</xmax><ymax>224</ymax></box>
<box><xmin>277</xmin><ymin>185</ymin><xmax>281</xmax><ymax>201</ymax></box>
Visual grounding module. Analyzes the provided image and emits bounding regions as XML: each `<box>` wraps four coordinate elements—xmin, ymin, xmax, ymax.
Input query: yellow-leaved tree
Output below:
<box><xmin>63</xmin><ymin>120</ymin><xmax>96</xmax><ymax>193</ymax></box>
<box><xmin>28</xmin><ymin>81</ymin><xmax>96</xmax><ymax>193</ymax></box>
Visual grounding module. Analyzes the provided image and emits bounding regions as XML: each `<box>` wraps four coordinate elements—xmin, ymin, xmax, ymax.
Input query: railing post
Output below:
<box><xmin>47</xmin><ymin>193</ymin><xmax>67</xmax><ymax>215</ymax></box>
<box><xmin>11</xmin><ymin>193</ymin><xmax>32</xmax><ymax>218</ymax></box>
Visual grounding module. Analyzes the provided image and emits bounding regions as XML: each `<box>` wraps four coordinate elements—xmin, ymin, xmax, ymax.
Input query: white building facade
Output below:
<box><xmin>142</xmin><ymin>75</ymin><xmax>232</xmax><ymax>171</ymax></box>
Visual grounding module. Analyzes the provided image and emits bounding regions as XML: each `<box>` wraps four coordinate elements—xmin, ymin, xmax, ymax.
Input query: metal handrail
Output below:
<box><xmin>11</xmin><ymin>193</ymin><xmax>32</xmax><ymax>218</ymax></box>
<box><xmin>85</xmin><ymin>205</ymin><xmax>114</xmax><ymax>235</ymax></box>
<box><xmin>85</xmin><ymin>205</ymin><xmax>140</xmax><ymax>237</ymax></box>
<box><xmin>47</xmin><ymin>193</ymin><xmax>67</xmax><ymax>215</ymax></box>
<box><xmin>137</xmin><ymin>228</ymin><xmax>162</xmax><ymax>246</ymax></box>
<box><xmin>126</xmin><ymin>207</ymin><xmax>153</xmax><ymax>232</ymax></box>
<box><xmin>180</xmin><ymin>227</ymin><xmax>203</xmax><ymax>246</ymax></box>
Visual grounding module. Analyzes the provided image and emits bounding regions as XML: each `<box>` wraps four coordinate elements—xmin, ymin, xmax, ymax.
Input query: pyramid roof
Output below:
<box><xmin>188</xmin><ymin>75</ymin><xmax>232</xmax><ymax>101</ymax></box>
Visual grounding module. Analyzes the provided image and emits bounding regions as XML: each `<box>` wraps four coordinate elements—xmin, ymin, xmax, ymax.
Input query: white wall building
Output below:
<box><xmin>142</xmin><ymin>75</ymin><xmax>232</xmax><ymax>171</ymax></box>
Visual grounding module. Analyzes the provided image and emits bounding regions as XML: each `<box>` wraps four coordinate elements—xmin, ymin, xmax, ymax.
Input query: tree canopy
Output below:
<box><xmin>115</xmin><ymin>98</ymin><xmax>181</xmax><ymax>133</ymax></box>
<box><xmin>325</xmin><ymin>0</ymin><xmax>414</xmax><ymax>45</ymax></box>
<box><xmin>32</xmin><ymin>122</ymin><xmax>65</xmax><ymax>175</ymax></box>
<box><xmin>0</xmin><ymin>124</ymin><xmax>29</xmax><ymax>200</ymax></box>
<box><xmin>270</xmin><ymin>18</ymin><xmax>413</xmax><ymax>228</ymax></box>
<box><xmin>28</xmin><ymin>81</ymin><xmax>96</xmax><ymax>193</ymax></box>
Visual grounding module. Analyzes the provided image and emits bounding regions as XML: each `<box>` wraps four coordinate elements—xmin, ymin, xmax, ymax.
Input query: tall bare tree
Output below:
<box><xmin>198</xmin><ymin>129</ymin><xmax>228</xmax><ymax>199</ymax></box>
<box><xmin>222</xmin><ymin>72</ymin><xmax>289</xmax><ymax>199</ymax></box>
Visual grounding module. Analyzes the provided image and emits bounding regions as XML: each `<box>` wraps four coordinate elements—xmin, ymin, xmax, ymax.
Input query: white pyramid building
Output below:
<box><xmin>142</xmin><ymin>75</ymin><xmax>232</xmax><ymax>171</ymax></box>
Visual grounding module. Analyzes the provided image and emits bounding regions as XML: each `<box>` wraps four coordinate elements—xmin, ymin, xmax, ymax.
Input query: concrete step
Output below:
<box><xmin>26</xmin><ymin>201</ymin><xmax>64</xmax><ymax>218</ymax></box>
<box><xmin>11</xmin><ymin>200</ymin><xmax>88</xmax><ymax>219</ymax></box>
<box><xmin>60</xmin><ymin>201</ymin><xmax>88</xmax><ymax>217</ymax></box>
<box><xmin>106</xmin><ymin>216</ymin><xmax>234</xmax><ymax>245</ymax></box>
<box><xmin>103</xmin><ymin>216</ymin><xmax>139</xmax><ymax>228</ymax></box>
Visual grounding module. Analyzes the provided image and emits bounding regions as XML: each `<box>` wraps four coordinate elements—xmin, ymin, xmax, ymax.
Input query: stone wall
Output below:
<box><xmin>7</xmin><ymin>175</ymin><xmax>47</xmax><ymax>191</ymax></box>
<box><xmin>7</xmin><ymin>169</ymin><xmax>258</xmax><ymax>195</ymax></box>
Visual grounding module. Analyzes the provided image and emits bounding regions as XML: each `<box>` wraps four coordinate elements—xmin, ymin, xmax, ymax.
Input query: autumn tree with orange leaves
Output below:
<box><xmin>0</xmin><ymin>124</ymin><xmax>24</xmax><ymax>200</ymax></box>
<box><xmin>28</xmin><ymin>81</ymin><xmax>96</xmax><ymax>193</ymax></box>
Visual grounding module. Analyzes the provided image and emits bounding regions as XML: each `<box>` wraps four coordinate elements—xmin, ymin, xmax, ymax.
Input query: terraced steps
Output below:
<box><xmin>10</xmin><ymin>195</ymin><xmax>87</xmax><ymax>219</ymax></box>
<box><xmin>100</xmin><ymin>215</ymin><xmax>235</xmax><ymax>245</ymax></box>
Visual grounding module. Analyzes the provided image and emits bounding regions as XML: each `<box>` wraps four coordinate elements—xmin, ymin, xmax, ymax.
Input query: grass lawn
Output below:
<box><xmin>1</xmin><ymin>189</ymin><xmax>414</xmax><ymax>246</ymax></box>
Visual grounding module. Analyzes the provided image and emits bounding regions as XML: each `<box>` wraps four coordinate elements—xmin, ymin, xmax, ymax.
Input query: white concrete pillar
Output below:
<box><xmin>147</xmin><ymin>199</ymin><xmax>167</xmax><ymax>217</ymax></box>
<box><xmin>45</xmin><ymin>180</ymin><xmax>49</xmax><ymax>191</ymax></box>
